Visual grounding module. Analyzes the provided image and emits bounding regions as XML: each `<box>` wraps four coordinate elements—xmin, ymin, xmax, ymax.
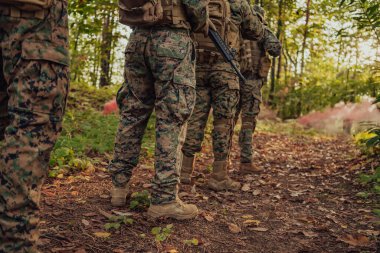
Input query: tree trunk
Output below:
<box><xmin>268</xmin><ymin>0</ymin><xmax>284</xmax><ymax>106</ymax></box>
<box><xmin>298</xmin><ymin>0</ymin><xmax>312</xmax><ymax>117</ymax></box>
<box><xmin>99</xmin><ymin>8</ymin><xmax>113</xmax><ymax>87</ymax></box>
<box><xmin>300</xmin><ymin>0</ymin><xmax>311</xmax><ymax>78</ymax></box>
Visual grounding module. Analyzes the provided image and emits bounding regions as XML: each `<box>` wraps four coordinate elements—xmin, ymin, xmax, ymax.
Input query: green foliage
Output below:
<box><xmin>340</xmin><ymin>0</ymin><xmax>380</xmax><ymax>36</ymax></box>
<box><xmin>49</xmin><ymin>147</ymin><xmax>94</xmax><ymax>178</ymax></box>
<box><xmin>129</xmin><ymin>190</ymin><xmax>151</xmax><ymax>211</ymax></box>
<box><xmin>151</xmin><ymin>224</ymin><xmax>173</xmax><ymax>242</ymax></box>
<box><xmin>104</xmin><ymin>215</ymin><xmax>134</xmax><ymax>231</ymax></box>
<box><xmin>55</xmin><ymin>109</ymin><xmax>119</xmax><ymax>156</ymax></box>
<box><xmin>184</xmin><ymin>238</ymin><xmax>199</xmax><ymax>246</ymax></box>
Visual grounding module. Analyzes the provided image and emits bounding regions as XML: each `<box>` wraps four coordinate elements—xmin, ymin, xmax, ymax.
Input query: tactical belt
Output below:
<box><xmin>0</xmin><ymin>4</ymin><xmax>46</xmax><ymax>19</ymax></box>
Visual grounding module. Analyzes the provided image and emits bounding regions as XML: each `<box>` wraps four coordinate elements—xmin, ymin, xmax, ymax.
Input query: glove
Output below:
<box><xmin>262</xmin><ymin>28</ymin><xmax>282</xmax><ymax>57</ymax></box>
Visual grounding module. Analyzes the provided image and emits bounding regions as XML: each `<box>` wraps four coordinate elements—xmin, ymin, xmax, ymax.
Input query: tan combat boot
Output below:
<box><xmin>147</xmin><ymin>198</ymin><xmax>199</xmax><ymax>220</ymax></box>
<box><xmin>240</xmin><ymin>163</ymin><xmax>263</xmax><ymax>175</ymax></box>
<box><xmin>110</xmin><ymin>185</ymin><xmax>129</xmax><ymax>207</ymax></box>
<box><xmin>180</xmin><ymin>155</ymin><xmax>195</xmax><ymax>184</ymax></box>
<box><xmin>207</xmin><ymin>161</ymin><xmax>241</xmax><ymax>191</ymax></box>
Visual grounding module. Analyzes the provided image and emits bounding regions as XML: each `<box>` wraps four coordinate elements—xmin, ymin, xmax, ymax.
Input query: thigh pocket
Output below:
<box><xmin>9</xmin><ymin>40</ymin><xmax>70</xmax><ymax>120</ymax></box>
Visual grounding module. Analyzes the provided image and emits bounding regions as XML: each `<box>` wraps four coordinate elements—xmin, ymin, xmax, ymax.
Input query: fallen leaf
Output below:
<box><xmin>249</xmin><ymin>227</ymin><xmax>268</xmax><ymax>232</ymax></box>
<box><xmin>93</xmin><ymin>232</ymin><xmax>111</xmax><ymax>238</ymax></box>
<box><xmin>228</xmin><ymin>223</ymin><xmax>241</xmax><ymax>234</ymax></box>
<box><xmin>338</xmin><ymin>234</ymin><xmax>370</xmax><ymax>246</ymax></box>
<box><xmin>243</xmin><ymin>220</ymin><xmax>261</xmax><ymax>227</ymax></box>
<box><xmin>99</xmin><ymin>194</ymin><xmax>109</xmax><ymax>199</ymax></box>
<box><xmin>242</xmin><ymin>184</ymin><xmax>251</xmax><ymax>192</ymax></box>
<box><xmin>83</xmin><ymin>212</ymin><xmax>97</xmax><ymax>217</ymax></box>
<box><xmin>202</xmin><ymin>212</ymin><xmax>214</xmax><ymax>222</ymax></box>
<box><xmin>81</xmin><ymin>219</ymin><xmax>90</xmax><ymax>226</ymax></box>
<box><xmin>241</xmin><ymin>215</ymin><xmax>254</xmax><ymax>219</ymax></box>
<box><xmin>112</xmin><ymin>210</ymin><xmax>133</xmax><ymax>216</ymax></box>
<box><xmin>302</xmin><ymin>231</ymin><xmax>318</xmax><ymax>238</ymax></box>
<box><xmin>143</xmin><ymin>183</ymin><xmax>152</xmax><ymax>188</ymax></box>
<box><xmin>252</xmin><ymin>190</ymin><xmax>261</xmax><ymax>196</ymax></box>
<box><xmin>98</xmin><ymin>209</ymin><xmax>113</xmax><ymax>219</ymax></box>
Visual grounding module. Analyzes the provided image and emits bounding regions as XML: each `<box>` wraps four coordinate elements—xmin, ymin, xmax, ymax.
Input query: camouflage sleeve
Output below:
<box><xmin>182</xmin><ymin>0</ymin><xmax>209</xmax><ymax>31</ymax></box>
<box><xmin>240</xmin><ymin>0</ymin><xmax>265</xmax><ymax>41</ymax></box>
<box><xmin>261</xmin><ymin>27</ymin><xmax>282</xmax><ymax>57</ymax></box>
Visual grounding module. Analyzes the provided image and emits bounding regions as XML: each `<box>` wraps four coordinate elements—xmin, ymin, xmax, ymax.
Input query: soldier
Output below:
<box><xmin>180</xmin><ymin>0</ymin><xmax>279</xmax><ymax>191</ymax></box>
<box><xmin>236</xmin><ymin>4</ymin><xmax>281</xmax><ymax>174</ymax></box>
<box><xmin>108</xmin><ymin>0</ymin><xmax>211</xmax><ymax>220</ymax></box>
<box><xmin>0</xmin><ymin>0</ymin><xmax>70</xmax><ymax>252</ymax></box>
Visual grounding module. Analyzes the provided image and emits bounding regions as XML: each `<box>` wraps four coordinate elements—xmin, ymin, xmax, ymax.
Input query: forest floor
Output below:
<box><xmin>39</xmin><ymin>124</ymin><xmax>379</xmax><ymax>253</ymax></box>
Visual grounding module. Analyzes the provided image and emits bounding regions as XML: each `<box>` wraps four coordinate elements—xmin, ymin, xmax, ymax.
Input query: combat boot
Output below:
<box><xmin>180</xmin><ymin>155</ymin><xmax>195</xmax><ymax>184</ymax></box>
<box><xmin>147</xmin><ymin>198</ymin><xmax>199</xmax><ymax>220</ymax></box>
<box><xmin>240</xmin><ymin>162</ymin><xmax>263</xmax><ymax>175</ymax></box>
<box><xmin>110</xmin><ymin>185</ymin><xmax>129</xmax><ymax>207</ymax></box>
<box><xmin>207</xmin><ymin>161</ymin><xmax>241</xmax><ymax>191</ymax></box>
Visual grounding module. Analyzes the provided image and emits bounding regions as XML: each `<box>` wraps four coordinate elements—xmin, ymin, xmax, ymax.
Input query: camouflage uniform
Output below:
<box><xmin>108</xmin><ymin>0</ymin><xmax>208</xmax><ymax>205</ymax></box>
<box><xmin>182</xmin><ymin>0</ymin><xmax>265</xmax><ymax>168</ymax></box>
<box><xmin>235</xmin><ymin>5</ymin><xmax>281</xmax><ymax>164</ymax></box>
<box><xmin>0</xmin><ymin>1</ymin><xmax>70</xmax><ymax>252</ymax></box>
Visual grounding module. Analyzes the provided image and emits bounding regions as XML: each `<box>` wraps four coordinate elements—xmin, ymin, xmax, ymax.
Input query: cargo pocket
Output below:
<box><xmin>22</xmin><ymin>40</ymin><xmax>69</xmax><ymax>66</ymax></box>
<box><xmin>156</xmin><ymin>33</ymin><xmax>196</xmax><ymax>123</ymax></box>
<box><xmin>18</xmin><ymin>40</ymin><xmax>69</xmax><ymax>120</ymax></box>
<box><xmin>174</xmin><ymin>41</ymin><xmax>196</xmax><ymax>123</ymax></box>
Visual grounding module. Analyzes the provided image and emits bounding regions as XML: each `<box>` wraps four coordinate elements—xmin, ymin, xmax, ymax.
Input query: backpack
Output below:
<box><xmin>0</xmin><ymin>0</ymin><xmax>52</xmax><ymax>11</ymax></box>
<box><xmin>193</xmin><ymin>0</ymin><xmax>240</xmax><ymax>63</ymax></box>
<box><xmin>119</xmin><ymin>0</ymin><xmax>188</xmax><ymax>28</ymax></box>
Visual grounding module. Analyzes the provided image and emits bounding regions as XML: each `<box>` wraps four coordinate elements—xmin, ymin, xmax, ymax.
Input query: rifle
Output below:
<box><xmin>208</xmin><ymin>29</ymin><xmax>246</xmax><ymax>83</ymax></box>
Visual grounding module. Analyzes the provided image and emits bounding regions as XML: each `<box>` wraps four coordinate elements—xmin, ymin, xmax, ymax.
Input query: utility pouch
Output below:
<box><xmin>0</xmin><ymin>0</ymin><xmax>52</xmax><ymax>11</ymax></box>
<box><xmin>119</xmin><ymin>0</ymin><xmax>164</xmax><ymax>27</ymax></box>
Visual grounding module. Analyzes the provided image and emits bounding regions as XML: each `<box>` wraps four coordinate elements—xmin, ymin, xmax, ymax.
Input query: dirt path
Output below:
<box><xmin>40</xmin><ymin>132</ymin><xmax>379</xmax><ymax>253</ymax></box>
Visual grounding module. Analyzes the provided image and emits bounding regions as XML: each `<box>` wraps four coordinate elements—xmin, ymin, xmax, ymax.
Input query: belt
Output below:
<box><xmin>0</xmin><ymin>5</ymin><xmax>47</xmax><ymax>19</ymax></box>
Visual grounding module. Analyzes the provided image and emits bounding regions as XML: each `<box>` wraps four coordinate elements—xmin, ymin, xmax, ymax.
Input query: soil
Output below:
<box><xmin>40</xmin><ymin>132</ymin><xmax>379</xmax><ymax>253</ymax></box>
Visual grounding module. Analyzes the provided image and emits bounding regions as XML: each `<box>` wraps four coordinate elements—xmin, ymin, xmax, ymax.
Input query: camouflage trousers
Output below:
<box><xmin>108</xmin><ymin>28</ymin><xmax>196</xmax><ymax>205</ymax></box>
<box><xmin>182</xmin><ymin>63</ymin><xmax>240</xmax><ymax>162</ymax></box>
<box><xmin>0</xmin><ymin>1</ymin><xmax>70</xmax><ymax>252</ymax></box>
<box><xmin>234</xmin><ymin>73</ymin><xmax>265</xmax><ymax>163</ymax></box>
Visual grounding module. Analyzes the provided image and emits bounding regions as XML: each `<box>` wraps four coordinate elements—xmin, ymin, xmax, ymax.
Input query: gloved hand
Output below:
<box><xmin>262</xmin><ymin>28</ymin><xmax>282</xmax><ymax>57</ymax></box>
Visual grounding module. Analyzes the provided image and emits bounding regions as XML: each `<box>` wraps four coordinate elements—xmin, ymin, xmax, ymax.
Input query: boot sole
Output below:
<box><xmin>147</xmin><ymin>209</ymin><xmax>198</xmax><ymax>220</ymax></box>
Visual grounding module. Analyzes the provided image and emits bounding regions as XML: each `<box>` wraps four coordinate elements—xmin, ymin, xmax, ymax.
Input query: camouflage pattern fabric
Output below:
<box><xmin>108</xmin><ymin>28</ymin><xmax>197</xmax><ymax>205</ymax></box>
<box><xmin>182</xmin><ymin>0</ymin><xmax>265</xmax><ymax>165</ymax></box>
<box><xmin>234</xmin><ymin>73</ymin><xmax>264</xmax><ymax>163</ymax></box>
<box><xmin>0</xmin><ymin>1</ymin><xmax>70</xmax><ymax>252</ymax></box>
<box><xmin>182</xmin><ymin>62</ymin><xmax>240</xmax><ymax>161</ymax></box>
<box><xmin>262</xmin><ymin>27</ymin><xmax>282</xmax><ymax>57</ymax></box>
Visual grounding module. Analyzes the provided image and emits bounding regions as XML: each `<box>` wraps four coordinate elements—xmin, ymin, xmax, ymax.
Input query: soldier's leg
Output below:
<box><xmin>0</xmin><ymin>2</ymin><xmax>70</xmax><ymax>251</ymax></box>
<box><xmin>240</xmin><ymin>79</ymin><xmax>264</xmax><ymax>173</ymax></box>
<box><xmin>208</xmin><ymin>70</ymin><xmax>241</xmax><ymax>191</ymax></box>
<box><xmin>239</xmin><ymin>78</ymin><xmax>257</xmax><ymax>163</ymax></box>
<box><xmin>0</xmin><ymin>47</ymin><xmax>9</xmax><ymax>141</ymax></box>
<box><xmin>108</xmin><ymin>31</ymin><xmax>154</xmax><ymax>206</ymax></box>
<box><xmin>180</xmin><ymin>72</ymin><xmax>211</xmax><ymax>183</ymax></box>
<box><xmin>147</xmin><ymin>30</ymin><xmax>198</xmax><ymax>211</ymax></box>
